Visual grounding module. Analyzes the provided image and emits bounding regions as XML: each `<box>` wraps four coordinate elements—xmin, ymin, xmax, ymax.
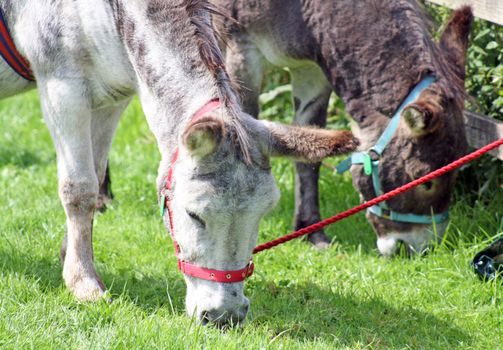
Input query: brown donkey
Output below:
<box><xmin>213</xmin><ymin>0</ymin><xmax>472</xmax><ymax>254</ymax></box>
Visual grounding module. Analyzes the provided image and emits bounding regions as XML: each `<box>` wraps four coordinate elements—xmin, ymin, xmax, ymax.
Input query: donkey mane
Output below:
<box><xmin>183</xmin><ymin>0</ymin><xmax>251</xmax><ymax>162</ymax></box>
<box><xmin>391</xmin><ymin>1</ymin><xmax>468</xmax><ymax>108</ymax></box>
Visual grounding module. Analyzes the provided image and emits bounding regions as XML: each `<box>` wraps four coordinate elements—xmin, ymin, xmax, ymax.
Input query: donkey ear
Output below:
<box><xmin>182</xmin><ymin>115</ymin><xmax>225</xmax><ymax>160</ymax></box>
<box><xmin>402</xmin><ymin>103</ymin><xmax>442</xmax><ymax>137</ymax></box>
<box><xmin>259</xmin><ymin>121</ymin><xmax>359</xmax><ymax>163</ymax></box>
<box><xmin>439</xmin><ymin>6</ymin><xmax>473</xmax><ymax>79</ymax></box>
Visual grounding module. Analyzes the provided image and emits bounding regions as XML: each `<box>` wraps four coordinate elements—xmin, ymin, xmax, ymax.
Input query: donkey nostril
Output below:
<box><xmin>199</xmin><ymin>305</ymin><xmax>248</xmax><ymax>327</ymax></box>
<box><xmin>200</xmin><ymin>308</ymin><xmax>226</xmax><ymax>325</ymax></box>
<box><xmin>199</xmin><ymin>311</ymin><xmax>211</xmax><ymax>326</ymax></box>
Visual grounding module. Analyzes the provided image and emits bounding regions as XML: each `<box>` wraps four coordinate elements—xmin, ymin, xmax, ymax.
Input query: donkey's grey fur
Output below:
<box><xmin>0</xmin><ymin>0</ymin><xmax>357</xmax><ymax>325</ymax></box>
<box><xmin>215</xmin><ymin>0</ymin><xmax>472</xmax><ymax>255</ymax></box>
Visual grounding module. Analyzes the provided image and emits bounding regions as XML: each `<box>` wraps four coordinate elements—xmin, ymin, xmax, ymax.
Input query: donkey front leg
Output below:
<box><xmin>290</xmin><ymin>64</ymin><xmax>333</xmax><ymax>248</ymax></box>
<box><xmin>39</xmin><ymin>78</ymin><xmax>105</xmax><ymax>301</ymax></box>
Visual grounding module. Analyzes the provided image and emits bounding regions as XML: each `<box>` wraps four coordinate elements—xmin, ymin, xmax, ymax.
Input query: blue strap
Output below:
<box><xmin>335</xmin><ymin>76</ymin><xmax>449</xmax><ymax>224</ymax></box>
<box><xmin>338</xmin><ymin>76</ymin><xmax>436</xmax><ymax>173</ymax></box>
<box><xmin>336</xmin><ymin>156</ymin><xmax>352</xmax><ymax>174</ymax></box>
<box><xmin>370</xmin><ymin>160</ymin><xmax>389</xmax><ymax>210</ymax></box>
<box><xmin>336</xmin><ymin>152</ymin><xmax>368</xmax><ymax>174</ymax></box>
<box><xmin>368</xmin><ymin>205</ymin><xmax>449</xmax><ymax>224</ymax></box>
<box><xmin>372</xmin><ymin>76</ymin><xmax>436</xmax><ymax>155</ymax></box>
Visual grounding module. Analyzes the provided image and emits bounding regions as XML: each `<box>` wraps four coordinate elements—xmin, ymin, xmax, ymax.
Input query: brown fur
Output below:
<box><xmin>214</xmin><ymin>0</ymin><xmax>473</xmax><ymax>244</ymax></box>
<box><xmin>403</xmin><ymin>86</ymin><xmax>446</xmax><ymax>136</ymax></box>
<box><xmin>439</xmin><ymin>5</ymin><xmax>473</xmax><ymax>81</ymax></box>
<box><xmin>268</xmin><ymin>126</ymin><xmax>359</xmax><ymax>163</ymax></box>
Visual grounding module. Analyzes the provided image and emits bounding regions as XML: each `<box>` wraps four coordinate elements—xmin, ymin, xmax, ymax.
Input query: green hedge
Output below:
<box><xmin>425</xmin><ymin>2</ymin><xmax>503</xmax><ymax>120</ymax></box>
<box><xmin>424</xmin><ymin>3</ymin><xmax>502</xmax><ymax>198</ymax></box>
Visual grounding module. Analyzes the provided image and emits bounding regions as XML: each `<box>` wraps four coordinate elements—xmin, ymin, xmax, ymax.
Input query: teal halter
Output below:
<box><xmin>337</xmin><ymin>76</ymin><xmax>449</xmax><ymax>225</ymax></box>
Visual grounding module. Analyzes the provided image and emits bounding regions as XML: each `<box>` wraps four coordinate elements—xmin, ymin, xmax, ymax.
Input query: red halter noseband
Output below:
<box><xmin>159</xmin><ymin>99</ymin><xmax>255</xmax><ymax>283</ymax></box>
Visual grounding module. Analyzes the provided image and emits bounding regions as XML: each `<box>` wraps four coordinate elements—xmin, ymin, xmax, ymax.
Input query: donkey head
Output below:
<box><xmin>352</xmin><ymin>7</ymin><xmax>472</xmax><ymax>256</ymax></box>
<box><xmin>164</xmin><ymin>107</ymin><xmax>358</xmax><ymax>326</ymax></box>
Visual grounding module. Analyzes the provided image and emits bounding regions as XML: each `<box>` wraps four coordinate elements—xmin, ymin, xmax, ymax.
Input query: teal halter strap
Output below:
<box><xmin>337</xmin><ymin>76</ymin><xmax>449</xmax><ymax>225</ymax></box>
<box><xmin>367</xmin><ymin>205</ymin><xmax>449</xmax><ymax>224</ymax></box>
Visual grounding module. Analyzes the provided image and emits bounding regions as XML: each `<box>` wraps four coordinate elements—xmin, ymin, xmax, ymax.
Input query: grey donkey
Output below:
<box><xmin>0</xmin><ymin>0</ymin><xmax>358</xmax><ymax>325</ymax></box>
<box><xmin>214</xmin><ymin>0</ymin><xmax>472</xmax><ymax>254</ymax></box>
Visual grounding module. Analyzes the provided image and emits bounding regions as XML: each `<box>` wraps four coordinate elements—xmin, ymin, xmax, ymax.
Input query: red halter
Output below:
<box><xmin>160</xmin><ymin>99</ymin><xmax>255</xmax><ymax>283</ymax></box>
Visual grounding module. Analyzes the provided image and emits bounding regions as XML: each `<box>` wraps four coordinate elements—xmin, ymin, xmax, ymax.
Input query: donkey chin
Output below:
<box><xmin>375</xmin><ymin>220</ymin><xmax>449</xmax><ymax>257</ymax></box>
<box><xmin>185</xmin><ymin>279</ymin><xmax>249</xmax><ymax>327</ymax></box>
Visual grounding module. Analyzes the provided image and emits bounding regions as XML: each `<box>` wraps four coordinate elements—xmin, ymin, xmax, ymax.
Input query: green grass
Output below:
<box><xmin>1</xmin><ymin>91</ymin><xmax>502</xmax><ymax>350</ymax></box>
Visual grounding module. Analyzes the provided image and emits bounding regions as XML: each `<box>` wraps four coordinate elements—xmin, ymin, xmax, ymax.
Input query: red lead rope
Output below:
<box><xmin>253</xmin><ymin>137</ymin><xmax>503</xmax><ymax>254</ymax></box>
<box><xmin>165</xmin><ymin>101</ymin><xmax>502</xmax><ymax>282</ymax></box>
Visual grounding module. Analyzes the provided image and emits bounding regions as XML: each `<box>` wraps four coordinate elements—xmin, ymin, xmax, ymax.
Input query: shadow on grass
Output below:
<box><xmin>95</xmin><ymin>267</ymin><xmax>472</xmax><ymax>348</ymax></box>
<box><xmin>0</xmin><ymin>247</ymin><xmax>471</xmax><ymax>348</ymax></box>
<box><xmin>0</xmin><ymin>247</ymin><xmax>62</xmax><ymax>291</ymax></box>
<box><xmin>0</xmin><ymin>245</ymin><xmax>187</xmax><ymax>312</ymax></box>
<box><xmin>101</xmin><ymin>267</ymin><xmax>186</xmax><ymax>312</ymax></box>
<box><xmin>0</xmin><ymin>147</ymin><xmax>46</xmax><ymax>168</ymax></box>
<box><xmin>247</xmin><ymin>279</ymin><xmax>471</xmax><ymax>348</ymax></box>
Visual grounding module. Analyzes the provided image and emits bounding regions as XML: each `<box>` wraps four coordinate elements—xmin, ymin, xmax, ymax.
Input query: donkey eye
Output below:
<box><xmin>421</xmin><ymin>181</ymin><xmax>433</xmax><ymax>190</ymax></box>
<box><xmin>186</xmin><ymin>210</ymin><xmax>206</xmax><ymax>228</ymax></box>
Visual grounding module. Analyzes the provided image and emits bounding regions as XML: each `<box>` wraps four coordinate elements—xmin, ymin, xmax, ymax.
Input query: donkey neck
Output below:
<box><xmin>113</xmin><ymin>0</ymin><xmax>251</xmax><ymax>185</ymax></box>
<box><xmin>113</xmin><ymin>0</ymin><xmax>223</xmax><ymax>156</ymax></box>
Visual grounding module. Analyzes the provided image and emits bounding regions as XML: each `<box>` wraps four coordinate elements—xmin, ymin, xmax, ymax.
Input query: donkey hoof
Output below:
<box><xmin>307</xmin><ymin>231</ymin><xmax>331</xmax><ymax>249</ymax></box>
<box><xmin>69</xmin><ymin>277</ymin><xmax>107</xmax><ymax>302</ymax></box>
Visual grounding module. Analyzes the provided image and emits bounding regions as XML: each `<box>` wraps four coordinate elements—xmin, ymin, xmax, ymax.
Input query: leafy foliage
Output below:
<box><xmin>425</xmin><ymin>2</ymin><xmax>503</xmax><ymax>119</ymax></box>
<box><xmin>466</xmin><ymin>25</ymin><xmax>503</xmax><ymax>119</ymax></box>
<box><xmin>424</xmin><ymin>2</ymin><xmax>503</xmax><ymax>199</ymax></box>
